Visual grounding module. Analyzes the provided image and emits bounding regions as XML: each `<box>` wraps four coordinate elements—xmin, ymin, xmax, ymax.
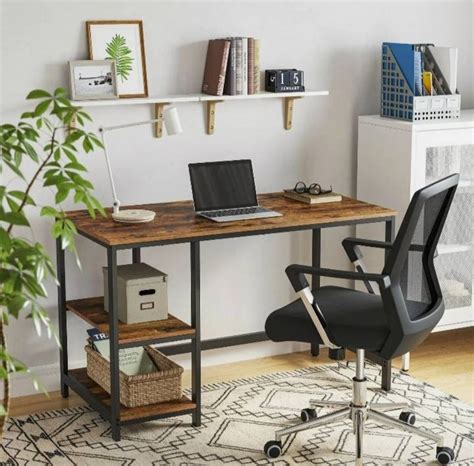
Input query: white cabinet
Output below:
<box><xmin>357</xmin><ymin>111</ymin><xmax>474</xmax><ymax>331</ymax></box>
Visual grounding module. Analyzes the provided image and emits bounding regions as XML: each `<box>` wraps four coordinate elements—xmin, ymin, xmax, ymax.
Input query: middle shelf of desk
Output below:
<box><xmin>66</xmin><ymin>296</ymin><xmax>195</xmax><ymax>348</ymax></box>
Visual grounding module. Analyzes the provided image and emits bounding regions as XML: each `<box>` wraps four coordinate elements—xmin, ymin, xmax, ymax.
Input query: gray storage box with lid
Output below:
<box><xmin>103</xmin><ymin>263</ymin><xmax>168</xmax><ymax>324</ymax></box>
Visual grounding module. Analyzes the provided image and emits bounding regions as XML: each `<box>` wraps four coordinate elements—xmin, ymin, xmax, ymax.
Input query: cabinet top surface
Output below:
<box><xmin>66</xmin><ymin>193</ymin><xmax>396</xmax><ymax>247</ymax></box>
<box><xmin>359</xmin><ymin>110</ymin><xmax>474</xmax><ymax>132</ymax></box>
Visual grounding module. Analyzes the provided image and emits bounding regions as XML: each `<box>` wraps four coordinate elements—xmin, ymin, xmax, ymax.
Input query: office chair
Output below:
<box><xmin>263</xmin><ymin>174</ymin><xmax>459</xmax><ymax>465</ymax></box>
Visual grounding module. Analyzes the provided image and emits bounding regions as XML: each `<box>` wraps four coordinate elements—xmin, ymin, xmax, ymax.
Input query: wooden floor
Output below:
<box><xmin>10</xmin><ymin>327</ymin><xmax>474</xmax><ymax>418</ymax></box>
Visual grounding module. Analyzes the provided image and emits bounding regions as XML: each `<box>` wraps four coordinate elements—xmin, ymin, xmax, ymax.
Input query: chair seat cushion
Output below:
<box><xmin>265</xmin><ymin>286</ymin><xmax>389</xmax><ymax>351</ymax></box>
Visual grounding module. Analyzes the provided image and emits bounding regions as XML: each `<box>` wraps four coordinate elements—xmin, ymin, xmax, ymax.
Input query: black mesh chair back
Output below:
<box><xmin>379</xmin><ymin>174</ymin><xmax>459</xmax><ymax>360</ymax></box>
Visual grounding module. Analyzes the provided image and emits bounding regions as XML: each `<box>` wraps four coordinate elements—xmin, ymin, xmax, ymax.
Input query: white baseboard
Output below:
<box><xmin>11</xmin><ymin>359</ymin><xmax>84</xmax><ymax>398</ymax></box>
<box><xmin>11</xmin><ymin>341</ymin><xmax>305</xmax><ymax>399</ymax></box>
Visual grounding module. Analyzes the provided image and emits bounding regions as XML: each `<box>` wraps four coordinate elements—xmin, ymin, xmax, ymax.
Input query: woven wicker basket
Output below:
<box><xmin>85</xmin><ymin>345</ymin><xmax>183</xmax><ymax>408</ymax></box>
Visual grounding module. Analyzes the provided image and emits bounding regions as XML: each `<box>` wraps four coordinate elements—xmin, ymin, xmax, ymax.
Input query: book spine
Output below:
<box><xmin>248</xmin><ymin>38</ymin><xmax>255</xmax><ymax>95</ymax></box>
<box><xmin>235</xmin><ymin>38</ymin><xmax>243</xmax><ymax>95</ymax></box>
<box><xmin>224</xmin><ymin>38</ymin><xmax>236</xmax><ymax>95</ymax></box>
<box><xmin>217</xmin><ymin>41</ymin><xmax>230</xmax><ymax>96</ymax></box>
<box><xmin>241</xmin><ymin>38</ymin><xmax>248</xmax><ymax>96</ymax></box>
<box><xmin>254</xmin><ymin>39</ymin><xmax>261</xmax><ymax>93</ymax></box>
<box><xmin>414</xmin><ymin>50</ymin><xmax>422</xmax><ymax>96</ymax></box>
<box><xmin>201</xmin><ymin>39</ymin><xmax>213</xmax><ymax>94</ymax></box>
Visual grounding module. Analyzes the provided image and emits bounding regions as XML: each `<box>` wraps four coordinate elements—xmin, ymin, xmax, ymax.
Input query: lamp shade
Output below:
<box><xmin>164</xmin><ymin>106</ymin><xmax>183</xmax><ymax>135</ymax></box>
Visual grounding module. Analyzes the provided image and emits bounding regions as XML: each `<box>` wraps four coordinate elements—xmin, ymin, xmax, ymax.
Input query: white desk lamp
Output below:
<box><xmin>99</xmin><ymin>107</ymin><xmax>183</xmax><ymax>223</ymax></box>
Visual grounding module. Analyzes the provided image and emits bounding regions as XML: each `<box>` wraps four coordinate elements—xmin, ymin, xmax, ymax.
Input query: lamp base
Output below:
<box><xmin>112</xmin><ymin>209</ymin><xmax>156</xmax><ymax>223</ymax></box>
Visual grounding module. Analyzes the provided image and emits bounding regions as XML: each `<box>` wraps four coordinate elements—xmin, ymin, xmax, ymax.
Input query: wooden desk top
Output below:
<box><xmin>66</xmin><ymin>193</ymin><xmax>397</xmax><ymax>248</ymax></box>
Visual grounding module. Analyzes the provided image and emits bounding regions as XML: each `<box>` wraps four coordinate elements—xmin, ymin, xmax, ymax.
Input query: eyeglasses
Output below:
<box><xmin>293</xmin><ymin>181</ymin><xmax>333</xmax><ymax>195</ymax></box>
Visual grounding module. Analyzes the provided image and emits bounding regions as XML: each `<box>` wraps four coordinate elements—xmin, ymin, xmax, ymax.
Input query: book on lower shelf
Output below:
<box><xmin>283</xmin><ymin>190</ymin><xmax>342</xmax><ymax>205</ymax></box>
<box><xmin>87</xmin><ymin>328</ymin><xmax>158</xmax><ymax>376</ymax></box>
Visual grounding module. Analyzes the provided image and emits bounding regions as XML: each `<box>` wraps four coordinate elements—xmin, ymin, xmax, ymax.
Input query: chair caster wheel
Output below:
<box><xmin>301</xmin><ymin>408</ymin><xmax>317</xmax><ymax>422</ymax></box>
<box><xmin>329</xmin><ymin>347</ymin><xmax>346</xmax><ymax>361</ymax></box>
<box><xmin>264</xmin><ymin>440</ymin><xmax>282</xmax><ymax>459</ymax></box>
<box><xmin>436</xmin><ymin>446</ymin><xmax>455</xmax><ymax>464</ymax></box>
<box><xmin>399</xmin><ymin>411</ymin><xmax>416</xmax><ymax>425</ymax></box>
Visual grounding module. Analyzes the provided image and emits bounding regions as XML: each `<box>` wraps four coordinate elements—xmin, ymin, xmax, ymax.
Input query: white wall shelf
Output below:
<box><xmin>71</xmin><ymin>90</ymin><xmax>329</xmax><ymax>137</ymax></box>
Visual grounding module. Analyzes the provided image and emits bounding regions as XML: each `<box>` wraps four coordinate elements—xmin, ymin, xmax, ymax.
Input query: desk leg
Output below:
<box><xmin>132</xmin><ymin>248</ymin><xmax>141</xmax><ymax>263</ymax></box>
<box><xmin>107</xmin><ymin>247</ymin><xmax>121</xmax><ymax>441</ymax></box>
<box><xmin>56</xmin><ymin>239</ymin><xmax>68</xmax><ymax>398</ymax></box>
<box><xmin>191</xmin><ymin>242</ymin><xmax>201</xmax><ymax>426</ymax></box>
<box><xmin>385</xmin><ymin>217</ymin><xmax>395</xmax><ymax>262</ymax></box>
<box><xmin>310</xmin><ymin>229</ymin><xmax>321</xmax><ymax>357</ymax></box>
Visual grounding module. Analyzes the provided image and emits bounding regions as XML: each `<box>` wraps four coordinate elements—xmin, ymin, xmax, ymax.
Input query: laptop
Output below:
<box><xmin>189</xmin><ymin>159</ymin><xmax>282</xmax><ymax>222</ymax></box>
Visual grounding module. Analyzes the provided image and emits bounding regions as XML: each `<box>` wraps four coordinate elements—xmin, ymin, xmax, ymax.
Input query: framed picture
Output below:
<box><xmin>69</xmin><ymin>60</ymin><xmax>119</xmax><ymax>101</ymax></box>
<box><xmin>86</xmin><ymin>20</ymin><xmax>148</xmax><ymax>98</ymax></box>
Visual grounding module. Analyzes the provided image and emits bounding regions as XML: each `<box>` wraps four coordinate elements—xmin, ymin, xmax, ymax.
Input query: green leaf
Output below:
<box><xmin>34</xmin><ymin>99</ymin><xmax>52</xmax><ymax>117</ymax></box>
<box><xmin>55</xmin><ymin>186</ymin><xmax>70</xmax><ymax>203</ymax></box>
<box><xmin>4</xmin><ymin>159</ymin><xmax>25</xmax><ymax>180</ymax></box>
<box><xmin>65</xmin><ymin>130</ymin><xmax>82</xmax><ymax>145</ymax></box>
<box><xmin>40</xmin><ymin>206</ymin><xmax>59</xmax><ymax>218</ymax></box>
<box><xmin>65</xmin><ymin>161</ymin><xmax>87</xmax><ymax>172</ymax></box>
<box><xmin>26</xmin><ymin>89</ymin><xmax>52</xmax><ymax>99</ymax></box>
<box><xmin>92</xmin><ymin>196</ymin><xmax>106</xmax><ymax>217</ymax></box>
<box><xmin>62</xmin><ymin>147</ymin><xmax>78</xmax><ymax>162</ymax></box>
<box><xmin>6</xmin><ymin>196</ymin><xmax>19</xmax><ymax>211</ymax></box>
<box><xmin>74</xmin><ymin>191</ymin><xmax>84</xmax><ymax>203</ymax></box>
<box><xmin>105</xmin><ymin>34</ymin><xmax>134</xmax><ymax>82</ymax></box>
<box><xmin>7</xmin><ymin>295</ymin><xmax>29</xmax><ymax>317</ymax></box>
<box><xmin>54</xmin><ymin>87</ymin><xmax>67</xmax><ymax>98</ymax></box>
<box><xmin>0</xmin><ymin>227</ymin><xmax>11</xmax><ymax>251</ymax></box>
<box><xmin>0</xmin><ymin>211</ymin><xmax>30</xmax><ymax>227</ymax></box>
<box><xmin>22</xmin><ymin>141</ymin><xmax>39</xmax><ymax>162</ymax></box>
<box><xmin>88</xmin><ymin>133</ymin><xmax>104</xmax><ymax>149</ymax></box>
<box><xmin>77</xmin><ymin>111</ymin><xmax>92</xmax><ymax>122</ymax></box>
<box><xmin>8</xmin><ymin>190</ymin><xmax>35</xmax><ymax>206</ymax></box>
<box><xmin>82</xmin><ymin>136</ymin><xmax>93</xmax><ymax>153</ymax></box>
<box><xmin>53</xmin><ymin>146</ymin><xmax>61</xmax><ymax>161</ymax></box>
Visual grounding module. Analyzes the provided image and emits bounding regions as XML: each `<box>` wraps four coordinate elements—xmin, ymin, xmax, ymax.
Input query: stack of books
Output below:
<box><xmin>202</xmin><ymin>37</ymin><xmax>261</xmax><ymax>96</ymax></box>
<box><xmin>283</xmin><ymin>189</ymin><xmax>342</xmax><ymax>205</ymax></box>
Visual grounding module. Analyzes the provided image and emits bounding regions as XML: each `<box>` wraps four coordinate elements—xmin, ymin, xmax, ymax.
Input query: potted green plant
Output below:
<box><xmin>0</xmin><ymin>88</ymin><xmax>105</xmax><ymax>435</ymax></box>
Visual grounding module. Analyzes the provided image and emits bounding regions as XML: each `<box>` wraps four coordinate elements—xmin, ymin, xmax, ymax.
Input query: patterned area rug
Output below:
<box><xmin>2</xmin><ymin>362</ymin><xmax>473</xmax><ymax>465</ymax></box>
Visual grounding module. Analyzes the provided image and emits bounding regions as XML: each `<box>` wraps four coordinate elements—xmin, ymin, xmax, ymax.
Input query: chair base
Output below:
<box><xmin>264</xmin><ymin>350</ymin><xmax>454</xmax><ymax>465</ymax></box>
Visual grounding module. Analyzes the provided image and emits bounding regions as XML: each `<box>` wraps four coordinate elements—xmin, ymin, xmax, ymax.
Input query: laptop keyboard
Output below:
<box><xmin>203</xmin><ymin>207</ymin><xmax>267</xmax><ymax>217</ymax></box>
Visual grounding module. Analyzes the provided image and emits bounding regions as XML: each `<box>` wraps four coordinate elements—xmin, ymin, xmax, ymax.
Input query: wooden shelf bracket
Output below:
<box><xmin>284</xmin><ymin>96</ymin><xmax>302</xmax><ymax>130</ymax></box>
<box><xmin>154</xmin><ymin>102</ymin><xmax>170</xmax><ymax>138</ymax></box>
<box><xmin>206</xmin><ymin>100</ymin><xmax>223</xmax><ymax>135</ymax></box>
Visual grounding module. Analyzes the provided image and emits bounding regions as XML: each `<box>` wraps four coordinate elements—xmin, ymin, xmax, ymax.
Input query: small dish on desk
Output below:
<box><xmin>112</xmin><ymin>209</ymin><xmax>156</xmax><ymax>223</ymax></box>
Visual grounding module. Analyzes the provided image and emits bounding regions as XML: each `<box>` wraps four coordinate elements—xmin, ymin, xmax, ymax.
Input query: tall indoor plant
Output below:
<box><xmin>0</xmin><ymin>88</ymin><xmax>105</xmax><ymax>435</ymax></box>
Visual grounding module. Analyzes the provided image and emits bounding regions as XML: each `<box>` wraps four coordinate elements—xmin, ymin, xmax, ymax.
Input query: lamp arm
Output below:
<box><xmin>100</xmin><ymin>118</ymin><xmax>163</xmax><ymax>133</ymax></box>
<box><xmin>99</xmin><ymin>128</ymin><xmax>121</xmax><ymax>214</ymax></box>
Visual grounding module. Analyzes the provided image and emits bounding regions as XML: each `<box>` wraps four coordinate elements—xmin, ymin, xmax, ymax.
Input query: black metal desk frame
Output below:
<box><xmin>56</xmin><ymin>214</ymin><xmax>396</xmax><ymax>441</ymax></box>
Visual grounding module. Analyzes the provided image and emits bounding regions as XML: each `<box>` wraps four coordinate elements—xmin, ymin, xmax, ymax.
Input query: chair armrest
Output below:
<box><xmin>342</xmin><ymin>236</ymin><xmax>427</xmax><ymax>262</ymax></box>
<box><xmin>285</xmin><ymin>264</ymin><xmax>391</xmax><ymax>292</ymax></box>
<box><xmin>342</xmin><ymin>237</ymin><xmax>393</xmax><ymax>262</ymax></box>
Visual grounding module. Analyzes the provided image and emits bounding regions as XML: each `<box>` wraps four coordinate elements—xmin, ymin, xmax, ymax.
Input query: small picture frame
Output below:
<box><xmin>86</xmin><ymin>20</ymin><xmax>148</xmax><ymax>98</ymax></box>
<box><xmin>69</xmin><ymin>60</ymin><xmax>119</xmax><ymax>101</ymax></box>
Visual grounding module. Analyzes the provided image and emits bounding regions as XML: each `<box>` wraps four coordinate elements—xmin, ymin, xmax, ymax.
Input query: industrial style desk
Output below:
<box><xmin>58</xmin><ymin>193</ymin><xmax>397</xmax><ymax>440</ymax></box>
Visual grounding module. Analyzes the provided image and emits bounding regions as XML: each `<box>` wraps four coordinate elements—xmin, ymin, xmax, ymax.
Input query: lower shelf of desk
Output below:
<box><xmin>68</xmin><ymin>368</ymin><xmax>196</xmax><ymax>423</ymax></box>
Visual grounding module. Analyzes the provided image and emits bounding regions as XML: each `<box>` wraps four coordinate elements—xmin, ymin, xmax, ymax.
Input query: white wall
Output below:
<box><xmin>1</xmin><ymin>0</ymin><xmax>473</xmax><ymax>396</ymax></box>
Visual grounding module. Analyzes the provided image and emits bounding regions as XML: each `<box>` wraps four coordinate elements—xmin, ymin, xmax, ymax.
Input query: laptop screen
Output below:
<box><xmin>189</xmin><ymin>160</ymin><xmax>258</xmax><ymax>211</ymax></box>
